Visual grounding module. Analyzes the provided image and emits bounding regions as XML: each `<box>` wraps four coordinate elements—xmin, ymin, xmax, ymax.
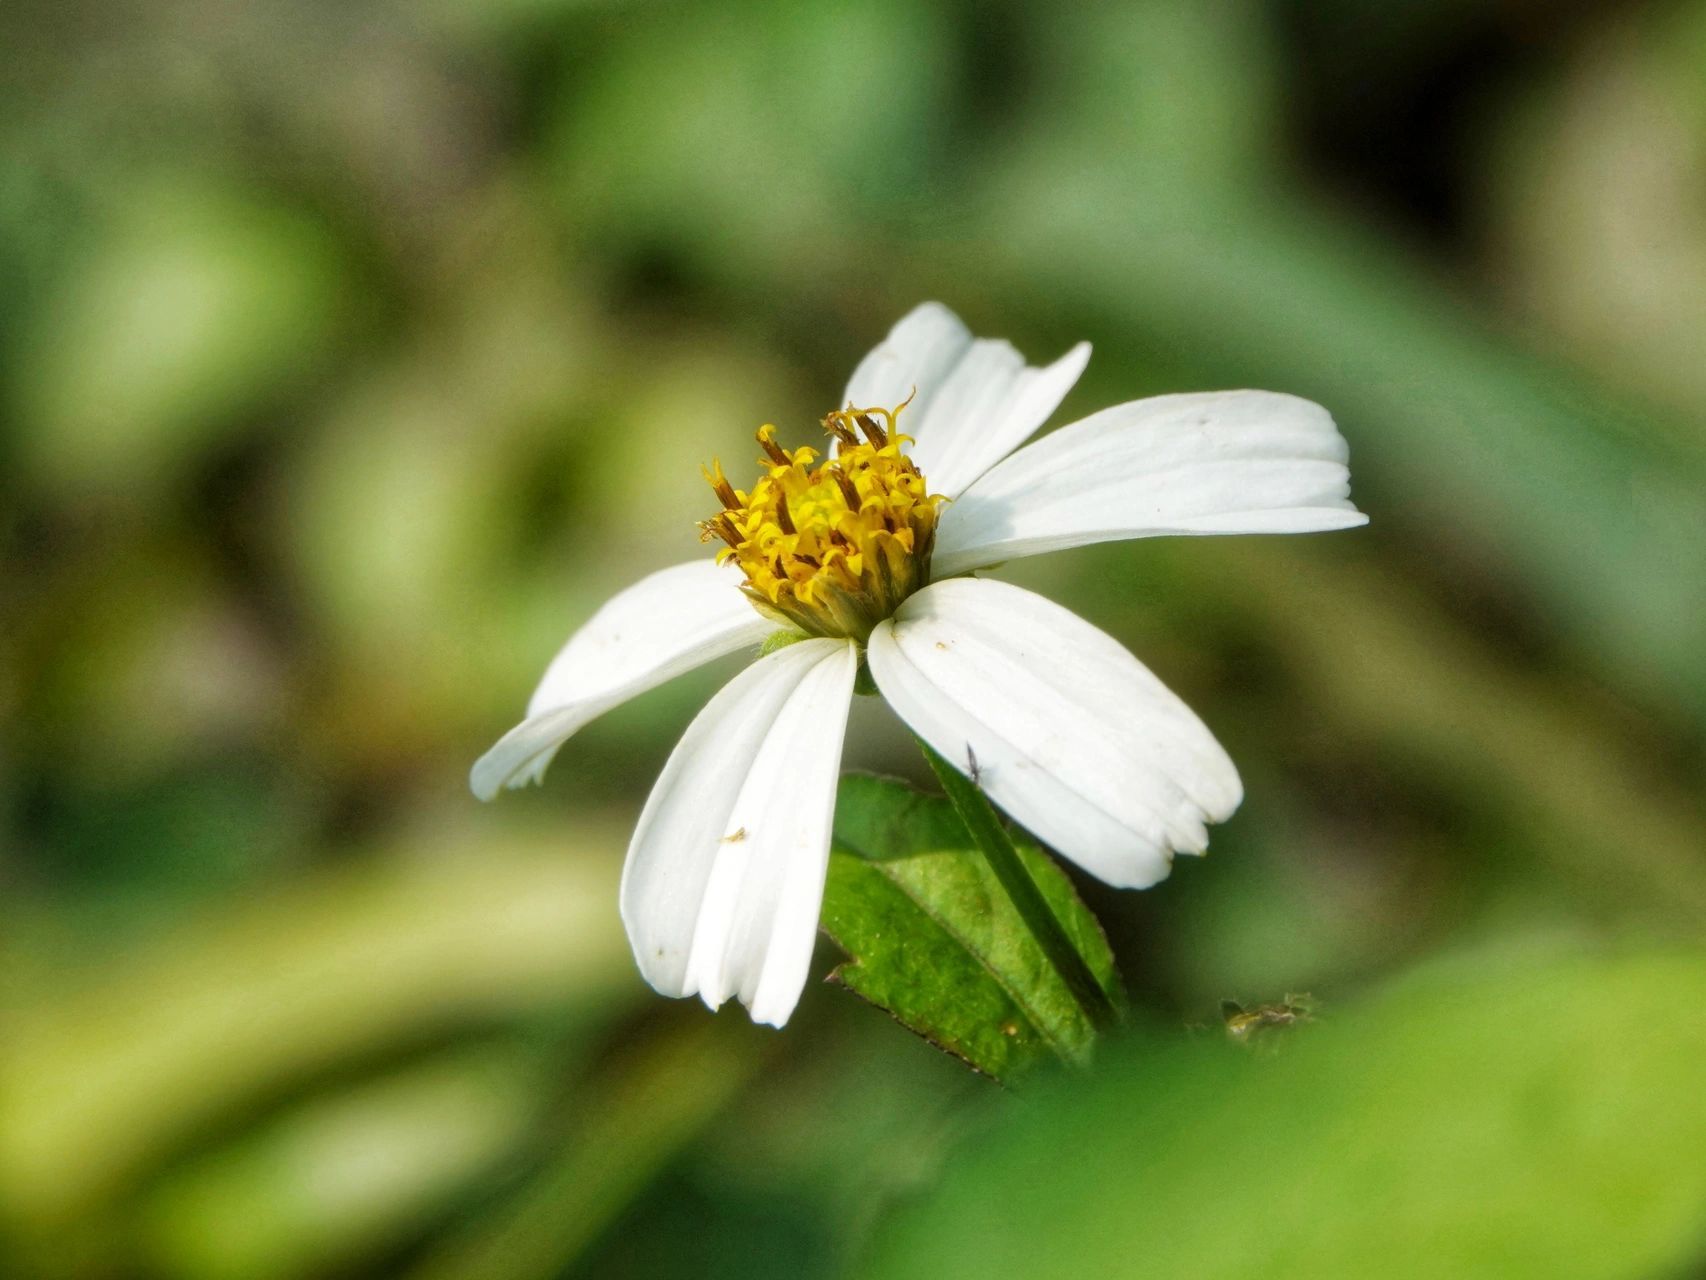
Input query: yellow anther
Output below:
<box><xmin>701</xmin><ymin>404</ymin><xmax>943</xmax><ymax>641</ymax></box>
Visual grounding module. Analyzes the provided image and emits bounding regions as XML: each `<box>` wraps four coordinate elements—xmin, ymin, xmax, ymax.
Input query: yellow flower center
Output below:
<box><xmin>701</xmin><ymin>400</ymin><xmax>943</xmax><ymax>641</ymax></box>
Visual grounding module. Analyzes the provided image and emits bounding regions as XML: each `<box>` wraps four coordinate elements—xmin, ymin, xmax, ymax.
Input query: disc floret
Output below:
<box><xmin>701</xmin><ymin>400</ymin><xmax>942</xmax><ymax>641</ymax></box>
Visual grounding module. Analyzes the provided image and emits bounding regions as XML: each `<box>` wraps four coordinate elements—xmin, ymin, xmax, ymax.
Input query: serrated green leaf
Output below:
<box><xmin>820</xmin><ymin>773</ymin><xmax>1123</xmax><ymax>1079</ymax></box>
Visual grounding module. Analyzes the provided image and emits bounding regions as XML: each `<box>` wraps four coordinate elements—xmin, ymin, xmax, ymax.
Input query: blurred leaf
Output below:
<box><xmin>13</xmin><ymin>178</ymin><xmax>346</xmax><ymax>496</ymax></box>
<box><xmin>140</xmin><ymin>1044</ymin><xmax>545</xmax><ymax>1280</ymax></box>
<box><xmin>0</xmin><ymin>818</ymin><xmax>632</xmax><ymax>1231</ymax></box>
<box><xmin>547</xmin><ymin>0</ymin><xmax>948</xmax><ymax>268</ymax></box>
<box><xmin>821</xmin><ymin>774</ymin><xmax>1122</xmax><ymax>1080</ymax></box>
<box><xmin>1188</xmin><ymin>540</ymin><xmax>1706</xmax><ymax>930</ymax></box>
<box><xmin>863</xmin><ymin>950</ymin><xmax>1706</xmax><ymax>1280</ymax></box>
<box><xmin>1020</xmin><ymin>2</ymin><xmax>1286</xmax><ymax>189</ymax></box>
<box><xmin>407</xmin><ymin>1017</ymin><xmax>766</xmax><ymax>1280</ymax></box>
<box><xmin>1484</xmin><ymin>3</ymin><xmax>1706</xmax><ymax>426</ymax></box>
<box><xmin>23</xmin><ymin>538</ymin><xmax>285</xmax><ymax>788</ymax></box>
<box><xmin>669</xmin><ymin>1002</ymin><xmax>987</xmax><ymax>1280</ymax></box>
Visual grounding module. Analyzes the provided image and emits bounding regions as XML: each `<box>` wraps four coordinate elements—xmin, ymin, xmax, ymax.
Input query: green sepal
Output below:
<box><xmin>758</xmin><ymin>628</ymin><xmax>812</xmax><ymax>657</ymax></box>
<box><xmin>852</xmin><ymin>659</ymin><xmax>879</xmax><ymax>696</ymax></box>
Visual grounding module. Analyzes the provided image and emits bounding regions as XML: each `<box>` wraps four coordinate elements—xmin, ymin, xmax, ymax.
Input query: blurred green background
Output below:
<box><xmin>4</xmin><ymin>1</ymin><xmax>1705</xmax><ymax>1277</ymax></box>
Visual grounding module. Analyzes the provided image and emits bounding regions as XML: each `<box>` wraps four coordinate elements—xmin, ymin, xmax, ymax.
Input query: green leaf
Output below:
<box><xmin>863</xmin><ymin>950</ymin><xmax>1706</xmax><ymax>1280</ymax></box>
<box><xmin>919</xmin><ymin>739</ymin><xmax>1118</xmax><ymax>1034</ymax></box>
<box><xmin>820</xmin><ymin>773</ymin><xmax>1124</xmax><ymax>1080</ymax></box>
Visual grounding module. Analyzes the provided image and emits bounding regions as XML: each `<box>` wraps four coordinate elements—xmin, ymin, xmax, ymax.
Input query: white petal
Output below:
<box><xmin>840</xmin><ymin>303</ymin><xmax>1090</xmax><ymax>499</ymax></box>
<box><xmin>933</xmin><ymin>390</ymin><xmax>1368</xmax><ymax>577</ymax></box>
<box><xmin>470</xmin><ymin>560</ymin><xmax>775</xmax><ymax>801</ymax></box>
<box><xmin>620</xmin><ymin>637</ymin><xmax>857</xmax><ymax>1028</ymax></box>
<box><xmin>868</xmin><ymin>578</ymin><xmax>1241</xmax><ymax>890</ymax></box>
<box><xmin>907</xmin><ymin>338</ymin><xmax>1090</xmax><ymax>500</ymax></box>
<box><xmin>842</xmin><ymin>302</ymin><xmax>973</xmax><ymax>420</ymax></box>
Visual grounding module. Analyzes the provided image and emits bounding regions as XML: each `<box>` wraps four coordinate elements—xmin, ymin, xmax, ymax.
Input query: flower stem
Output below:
<box><xmin>917</xmin><ymin>737</ymin><xmax>1118</xmax><ymax>1036</ymax></box>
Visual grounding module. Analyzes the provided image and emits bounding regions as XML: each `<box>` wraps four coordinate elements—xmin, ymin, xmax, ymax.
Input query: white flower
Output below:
<box><xmin>473</xmin><ymin>302</ymin><xmax>1367</xmax><ymax>1027</ymax></box>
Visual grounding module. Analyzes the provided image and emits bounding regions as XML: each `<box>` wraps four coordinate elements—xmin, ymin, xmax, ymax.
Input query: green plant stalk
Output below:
<box><xmin>917</xmin><ymin>737</ymin><xmax>1118</xmax><ymax>1036</ymax></box>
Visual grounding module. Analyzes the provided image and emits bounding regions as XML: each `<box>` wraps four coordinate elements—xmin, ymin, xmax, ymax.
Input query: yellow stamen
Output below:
<box><xmin>700</xmin><ymin>399</ymin><xmax>943</xmax><ymax>641</ymax></box>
